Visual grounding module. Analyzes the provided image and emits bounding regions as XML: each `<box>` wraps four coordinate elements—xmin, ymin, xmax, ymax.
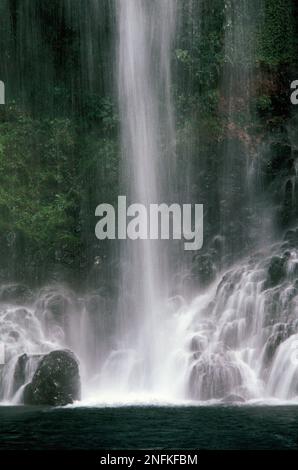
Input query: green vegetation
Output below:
<box><xmin>258</xmin><ymin>0</ymin><xmax>295</xmax><ymax>66</ymax></box>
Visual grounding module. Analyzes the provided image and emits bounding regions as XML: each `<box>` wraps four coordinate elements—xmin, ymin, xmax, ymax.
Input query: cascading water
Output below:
<box><xmin>187</xmin><ymin>234</ymin><xmax>298</xmax><ymax>402</ymax></box>
<box><xmin>2</xmin><ymin>233</ymin><xmax>298</xmax><ymax>404</ymax></box>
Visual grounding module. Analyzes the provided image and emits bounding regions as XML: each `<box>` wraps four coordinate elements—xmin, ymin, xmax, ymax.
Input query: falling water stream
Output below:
<box><xmin>111</xmin><ymin>0</ymin><xmax>178</xmax><ymax>396</ymax></box>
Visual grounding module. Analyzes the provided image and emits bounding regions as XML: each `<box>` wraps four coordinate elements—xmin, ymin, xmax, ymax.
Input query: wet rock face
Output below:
<box><xmin>188</xmin><ymin>244</ymin><xmax>298</xmax><ymax>401</ymax></box>
<box><xmin>11</xmin><ymin>353</ymin><xmax>44</xmax><ymax>398</ymax></box>
<box><xmin>0</xmin><ymin>284</ymin><xmax>33</xmax><ymax>304</ymax></box>
<box><xmin>189</xmin><ymin>353</ymin><xmax>243</xmax><ymax>401</ymax></box>
<box><xmin>221</xmin><ymin>394</ymin><xmax>245</xmax><ymax>404</ymax></box>
<box><xmin>12</xmin><ymin>353</ymin><xmax>29</xmax><ymax>395</ymax></box>
<box><xmin>284</xmin><ymin>229</ymin><xmax>298</xmax><ymax>248</ymax></box>
<box><xmin>191</xmin><ymin>253</ymin><xmax>217</xmax><ymax>288</ymax></box>
<box><xmin>264</xmin><ymin>256</ymin><xmax>287</xmax><ymax>289</ymax></box>
<box><xmin>263</xmin><ymin>323</ymin><xmax>296</xmax><ymax>367</ymax></box>
<box><xmin>36</xmin><ymin>287</ymin><xmax>74</xmax><ymax>328</ymax></box>
<box><xmin>23</xmin><ymin>350</ymin><xmax>81</xmax><ymax>406</ymax></box>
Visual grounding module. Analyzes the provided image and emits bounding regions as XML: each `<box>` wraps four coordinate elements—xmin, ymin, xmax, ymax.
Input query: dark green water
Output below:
<box><xmin>0</xmin><ymin>406</ymin><xmax>298</xmax><ymax>450</ymax></box>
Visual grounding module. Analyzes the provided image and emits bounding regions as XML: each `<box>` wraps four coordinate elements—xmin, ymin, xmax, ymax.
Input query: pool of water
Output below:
<box><xmin>0</xmin><ymin>405</ymin><xmax>298</xmax><ymax>450</ymax></box>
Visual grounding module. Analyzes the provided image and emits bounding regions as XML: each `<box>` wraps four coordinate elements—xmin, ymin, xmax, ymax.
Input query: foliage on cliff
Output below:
<box><xmin>0</xmin><ymin>0</ymin><xmax>297</xmax><ymax>283</ymax></box>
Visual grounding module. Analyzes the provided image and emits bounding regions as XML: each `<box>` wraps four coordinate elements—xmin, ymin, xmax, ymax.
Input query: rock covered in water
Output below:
<box><xmin>0</xmin><ymin>284</ymin><xmax>33</xmax><ymax>304</ymax></box>
<box><xmin>12</xmin><ymin>353</ymin><xmax>44</xmax><ymax>397</ymax></box>
<box><xmin>23</xmin><ymin>350</ymin><xmax>81</xmax><ymax>406</ymax></box>
<box><xmin>263</xmin><ymin>323</ymin><xmax>294</xmax><ymax>367</ymax></box>
<box><xmin>12</xmin><ymin>353</ymin><xmax>29</xmax><ymax>395</ymax></box>
<box><xmin>264</xmin><ymin>255</ymin><xmax>287</xmax><ymax>289</ymax></box>
<box><xmin>221</xmin><ymin>394</ymin><xmax>245</xmax><ymax>404</ymax></box>
<box><xmin>36</xmin><ymin>286</ymin><xmax>74</xmax><ymax>326</ymax></box>
<box><xmin>191</xmin><ymin>253</ymin><xmax>217</xmax><ymax>288</ymax></box>
<box><xmin>189</xmin><ymin>353</ymin><xmax>243</xmax><ymax>400</ymax></box>
<box><xmin>284</xmin><ymin>228</ymin><xmax>298</xmax><ymax>248</ymax></box>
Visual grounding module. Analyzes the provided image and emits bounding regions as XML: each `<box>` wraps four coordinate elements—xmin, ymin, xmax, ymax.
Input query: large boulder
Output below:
<box><xmin>23</xmin><ymin>350</ymin><xmax>81</xmax><ymax>406</ymax></box>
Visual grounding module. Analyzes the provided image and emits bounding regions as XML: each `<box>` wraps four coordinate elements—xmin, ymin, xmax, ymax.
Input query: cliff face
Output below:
<box><xmin>0</xmin><ymin>0</ymin><xmax>297</xmax><ymax>287</ymax></box>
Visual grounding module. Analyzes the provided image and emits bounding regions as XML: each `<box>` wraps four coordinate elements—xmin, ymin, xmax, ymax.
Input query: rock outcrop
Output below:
<box><xmin>23</xmin><ymin>350</ymin><xmax>81</xmax><ymax>406</ymax></box>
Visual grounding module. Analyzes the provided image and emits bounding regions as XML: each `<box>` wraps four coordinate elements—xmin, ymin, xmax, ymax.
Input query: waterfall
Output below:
<box><xmin>0</xmin><ymin>1</ymin><xmax>298</xmax><ymax>407</ymax></box>
<box><xmin>98</xmin><ymin>0</ymin><xmax>179</xmax><ymax>395</ymax></box>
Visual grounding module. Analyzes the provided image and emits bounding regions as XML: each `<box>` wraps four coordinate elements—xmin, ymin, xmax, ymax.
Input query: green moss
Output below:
<box><xmin>0</xmin><ymin>107</ymin><xmax>81</xmax><ymax>263</ymax></box>
<box><xmin>258</xmin><ymin>0</ymin><xmax>295</xmax><ymax>66</ymax></box>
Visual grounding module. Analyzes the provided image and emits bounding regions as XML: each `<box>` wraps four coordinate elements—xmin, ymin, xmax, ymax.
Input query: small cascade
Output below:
<box><xmin>185</xmin><ymin>231</ymin><xmax>298</xmax><ymax>402</ymax></box>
